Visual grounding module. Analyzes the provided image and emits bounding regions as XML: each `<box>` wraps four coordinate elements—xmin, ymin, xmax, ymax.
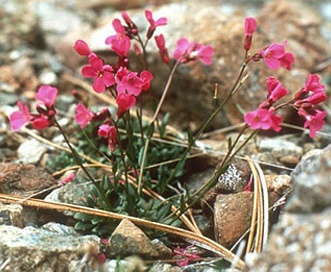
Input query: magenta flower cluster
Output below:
<box><xmin>244</xmin><ymin>74</ymin><xmax>327</xmax><ymax>137</ymax></box>
<box><xmin>71</xmin><ymin>10</ymin><xmax>214</xmax><ymax>150</ymax></box>
<box><xmin>243</xmin><ymin>17</ymin><xmax>327</xmax><ymax>137</ymax></box>
<box><xmin>10</xmin><ymin>9</ymin><xmax>214</xmax><ymax>152</ymax></box>
<box><xmin>9</xmin><ymin>85</ymin><xmax>58</xmax><ymax>131</ymax></box>
<box><xmin>8</xmin><ymin>11</ymin><xmax>327</xmax><ymax>155</ymax></box>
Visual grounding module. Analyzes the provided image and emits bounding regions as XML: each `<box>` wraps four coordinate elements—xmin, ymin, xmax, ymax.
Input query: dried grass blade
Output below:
<box><xmin>254</xmin><ymin>161</ymin><xmax>269</xmax><ymax>248</ymax></box>
<box><xmin>0</xmin><ymin>193</ymin><xmax>245</xmax><ymax>270</ymax></box>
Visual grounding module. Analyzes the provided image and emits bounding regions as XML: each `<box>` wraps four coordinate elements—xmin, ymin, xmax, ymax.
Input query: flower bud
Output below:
<box><xmin>73</xmin><ymin>39</ymin><xmax>91</xmax><ymax>56</ymax></box>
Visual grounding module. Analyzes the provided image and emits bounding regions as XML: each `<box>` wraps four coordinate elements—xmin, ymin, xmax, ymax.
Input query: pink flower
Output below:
<box><xmin>266</xmin><ymin>77</ymin><xmax>289</xmax><ymax>102</ymax></box>
<box><xmin>9</xmin><ymin>101</ymin><xmax>32</xmax><ymax>131</ymax></box>
<box><xmin>121</xmin><ymin>12</ymin><xmax>138</xmax><ymax>37</ymax></box>
<box><xmin>304</xmin><ymin>74</ymin><xmax>325</xmax><ymax>94</ymax></box>
<box><xmin>244</xmin><ymin>108</ymin><xmax>282</xmax><ymax>132</ymax></box>
<box><xmin>98</xmin><ymin>124</ymin><xmax>117</xmax><ymax>151</ymax></box>
<box><xmin>299</xmin><ymin>92</ymin><xmax>328</xmax><ymax>106</ymax></box>
<box><xmin>279</xmin><ymin>52</ymin><xmax>295</xmax><ymax>70</ymax></box>
<box><xmin>261</xmin><ymin>43</ymin><xmax>284</xmax><ymax>69</ymax></box>
<box><xmin>116</xmin><ymin>71</ymin><xmax>143</xmax><ymax>96</ymax></box>
<box><xmin>155</xmin><ymin>34</ymin><xmax>169</xmax><ymax>63</ymax></box>
<box><xmin>105</xmin><ymin>19</ymin><xmax>131</xmax><ymax>57</ymax></box>
<box><xmin>140</xmin><ymin>71</ymin><xmax>153</xmax><ymax>91</ymax></box>
<box><xmin>261</xmin><ymin>41</ymin><xmax>294</xmax><ymax>70</ymax></box>
<box><xmin>295</xmin><ymin>74</ymin><xmax>325</xmax><ymax>100</ymax></box>
<box><xmin>73</xmin><ymin>39</ymin><xmax>91</xmax><ymax>56</ymax></box>
<box><xmin>59</xmin><ymin>172</ymin><xmax>75</xmax><ymax>185</ymax></box>
<box><xmin>122</xmin><ymin>12</ymin><xmax>135</xmax><ymax>26</ymax></box>
<box><xmin>300</xmin><ymin>109</ymin><xmax>327</xmax><ymax>138</ymax></box>
<box><xmin>98</xmin><ymin>124</ymin><xmax>112</xmax><ymax>138</ymax></box>
<box><xmin>116</xmin><ymin>93</ymin><xmax>136</xmax><ymax>117</ymax></box>
<box><xmin>115</xmin><ymin>66</ymin><xmax>129</xmax><ymax>81</ymax></box>
<box><xmin>36</xmin><ymin>85</ymin><xmax>58</xmax><ymax>108</ymax></box>
<box><xmin>82</xmin><ymin>53</ymin><xmax>115</xmax><ymax>93</ymax></box>
<box><xmin>294</xmin><ymin>74</ymin><xmax>327</xmax><ymax>105</ymax></box>
<box><xmin>145</xmin><ymin>10</ymin><xmax>167</xmax><ymax>39</ymax></box>
<box><xmin>173</xmin><ymin>38</ymin><xmax>214</xmax><ymax>65</ymax></box>
<box><xmin>173</xmin><ymin>246</ymin><xmax>200</xmax><ymax>267</ymax></box>
<box><xmin>74</xmin><ymin>103</ymin><xmax>94</xmax><ymax>128</ymax></box>
<box><xmin>133</xmin><ymin>43</ymin><xmax>142</xmax><ymax>55</ymax></box>
<box><xmin>9</xmin><ymin>86</ymin><xmax>57</xmax><ymax>132</ymax></box>
<box><xmin>244</xmin><ymin>17</ymin><xmax>257</xmax><ymax>50</ymax></box>
<box><xmin>31</xmin><ymin>114</ymin><xmax>50</xmax><ymax>130</ymax></box>
<box><xmin>92</xmin><ymin>107</ymin><xmax>111</xmax><ymax>122</ymax></box>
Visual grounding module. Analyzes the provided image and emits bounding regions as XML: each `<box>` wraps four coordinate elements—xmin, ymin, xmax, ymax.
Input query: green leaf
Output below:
<box><xmin>227</xmin><ymin>136</ymin><xmax>232</xmax><ymax>151</ymax></box>
<box><xmin>236</xmin><ymin>103</ymin><xmax>246</xmax><ymax>115</ymax></box>
<box><xmin>187</xmin><ymin>129</ymin><xmax>194</xmax><ymax>146</ymax></box>
<box><xmin>158</xmin><ymin>113</ymin><xmax>170</xmax><ymax>137</ymax></box>
<box><xmin>146</xmin><ymin>123</ymin><xmax>155</xmax><ymax>138</ymax></box>
<box><xmin>73</xmin><ymin>212</ymin><xmax>93</xmax><ymax>221</ymax></box>
<box><xmin>138</xmin><ymin>146</ymin><xmax>146</xmax><ymax>167</ymax></box>
<box><xmin>90</xmin><ymin>216</ymin><xmax>104</xmax><ymax>225</ymax></box>
<box><xmin>74</xmin><ymin>220</ymin><xmax>94</xmax><ymax>231</ymax></box>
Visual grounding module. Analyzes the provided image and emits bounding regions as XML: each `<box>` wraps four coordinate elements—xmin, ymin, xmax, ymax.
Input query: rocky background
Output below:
<box><xmin>0</xmin><ymin>0</ymin><xmax>331</xmax><ymax>271</ymax></box>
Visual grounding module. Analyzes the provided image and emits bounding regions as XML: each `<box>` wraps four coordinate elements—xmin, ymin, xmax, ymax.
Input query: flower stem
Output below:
<box><xmin>54</xmin><ymin>119</ymin><xmax>97</xmax><ymax>185</ymax></box>
<box><xmin>137</xmin><ymin>60</ymin><xmax>181</xmax><ymax>194</ymax></box>
<box><xmin>164</xmin><ymin>58</ymin><xmax>250</xmax><ymax>189</ymax></box>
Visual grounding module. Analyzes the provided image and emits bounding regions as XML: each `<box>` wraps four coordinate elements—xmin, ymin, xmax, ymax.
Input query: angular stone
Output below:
<box><xmin>214</xmin><ymin>192</ymin><xmax>254</xmax><ymax>248</ymax></box>
<box><xmin>107</xmin><ymin>219</ymin><xmax>158</xmax><ymax>258</ymax></box>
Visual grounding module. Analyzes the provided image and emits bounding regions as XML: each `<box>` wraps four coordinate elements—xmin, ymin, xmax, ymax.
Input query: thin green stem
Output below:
<box><xmin>215</xmin><ymin>124</ymin><xmax>249</xmax><ymax>176</ymax></box>
<box><xmin>188</xmin><ymin>125</ymin><xmax>249</xmax><ymax>203</ymax></box>
<box><xmin>136</xmin><ymin>34</ymin><xmax>148</xmax><ymax>70</ymax></box>
<box><xmin>54</xmin><ymin>119</ymin><xmax>97</xmax><ymax>185</ymax></box>
<box><xmin>137</xmin><ymin>60</ymin><xmax>182</xmax><ymax>194</ymax></box>
<box><xmin>151</xmin><ymin>60</ymin><xmax>181</xmax><ymax>122</ymax></box>
<box><xmin>81</xmin><ymin>129</ymin><xmax>112</xmax><ymax>164</ymax></box>
<box><xmin>137</xmin><ymin>106</ymin><xmax>145</xmax><ymax>143</ymax></box>
<box><xmin>125</xmin><ymin>110</ymin><xmax>137</xmax><ymax>165</ymax></box>
<box><xmin>225</xmin><ymin>129</ymin><xmax>257</xmax><ymax>165</ymax></box>
<box><xmin>164</xmin><ymin>57</ymin><xmax>250</xmax><ymax>188</ymax></box>
<box><xmin>186</xmin><ymin>128</ymin><xmax>257</xmax><ymax>211</ymax></box>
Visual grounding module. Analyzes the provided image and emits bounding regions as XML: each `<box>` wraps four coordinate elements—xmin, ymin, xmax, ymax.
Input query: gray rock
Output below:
<box><xmin>0</xmin><ymin>203</ymin><xmax>25</xmax><ymax>228</ymax></box>
<box><xmin>149</xmin><ymin>263</ymin><xmax>181</xmax><ymax>272</ymax></box>
<box><xmin>258</xmin><ymin>136</ymin><xmax>303</xmax><ymax>161</ymax></box>
<box><xmin>100</xmin><ymin>256</ymin><xmax>147</xmax><ymax>272</ymax></box>
<box><xmin>0</xmin><ymin>0</ymin><xmax>43</xmax><ymax>52</ymax></box>
<box><xmin>44</xmin><ymin>168</ymin><xmax>105</xmax><ymax>215</ymax></box>
<box><xmin>286</xmin><ymin>145</ymin><xmax>331</xmax><ymax>213</ymax></box>
<box><xmin>29</xmin><ymin>2</ymin><xmax>86</xmax><ymax>48</ymax></box>
<box><xmin>0</xmin><ymin>222</ymin><xmax>100</xmax><ymax>272</ymax></box>
<box><xmin>38</xmin><ymin>69</ymin><xmax>58</xmax><ymax>85</ymax></box>
<box><xmin>0</xmin><ymin>93</ymin><xmax>18</xmax><ymax>106</ymax></box>
<box><xmin>246</xmin><ymin>144</ymin><xmax>331</xmax><ymax>271</ymax></box>
<box><xmin>17</xmin><ymin>139</ymin><xmax>48</xmax><ymax>165</ymax></box>
<box><xmin>246</xmin><ymin>207</ymin><xmax>331</xmax><ymax>272</ymax></box>
<box><xmin>44</xmin><ymin>180</ymin><xmax>92</xmax><ymax>216</ymax></box>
